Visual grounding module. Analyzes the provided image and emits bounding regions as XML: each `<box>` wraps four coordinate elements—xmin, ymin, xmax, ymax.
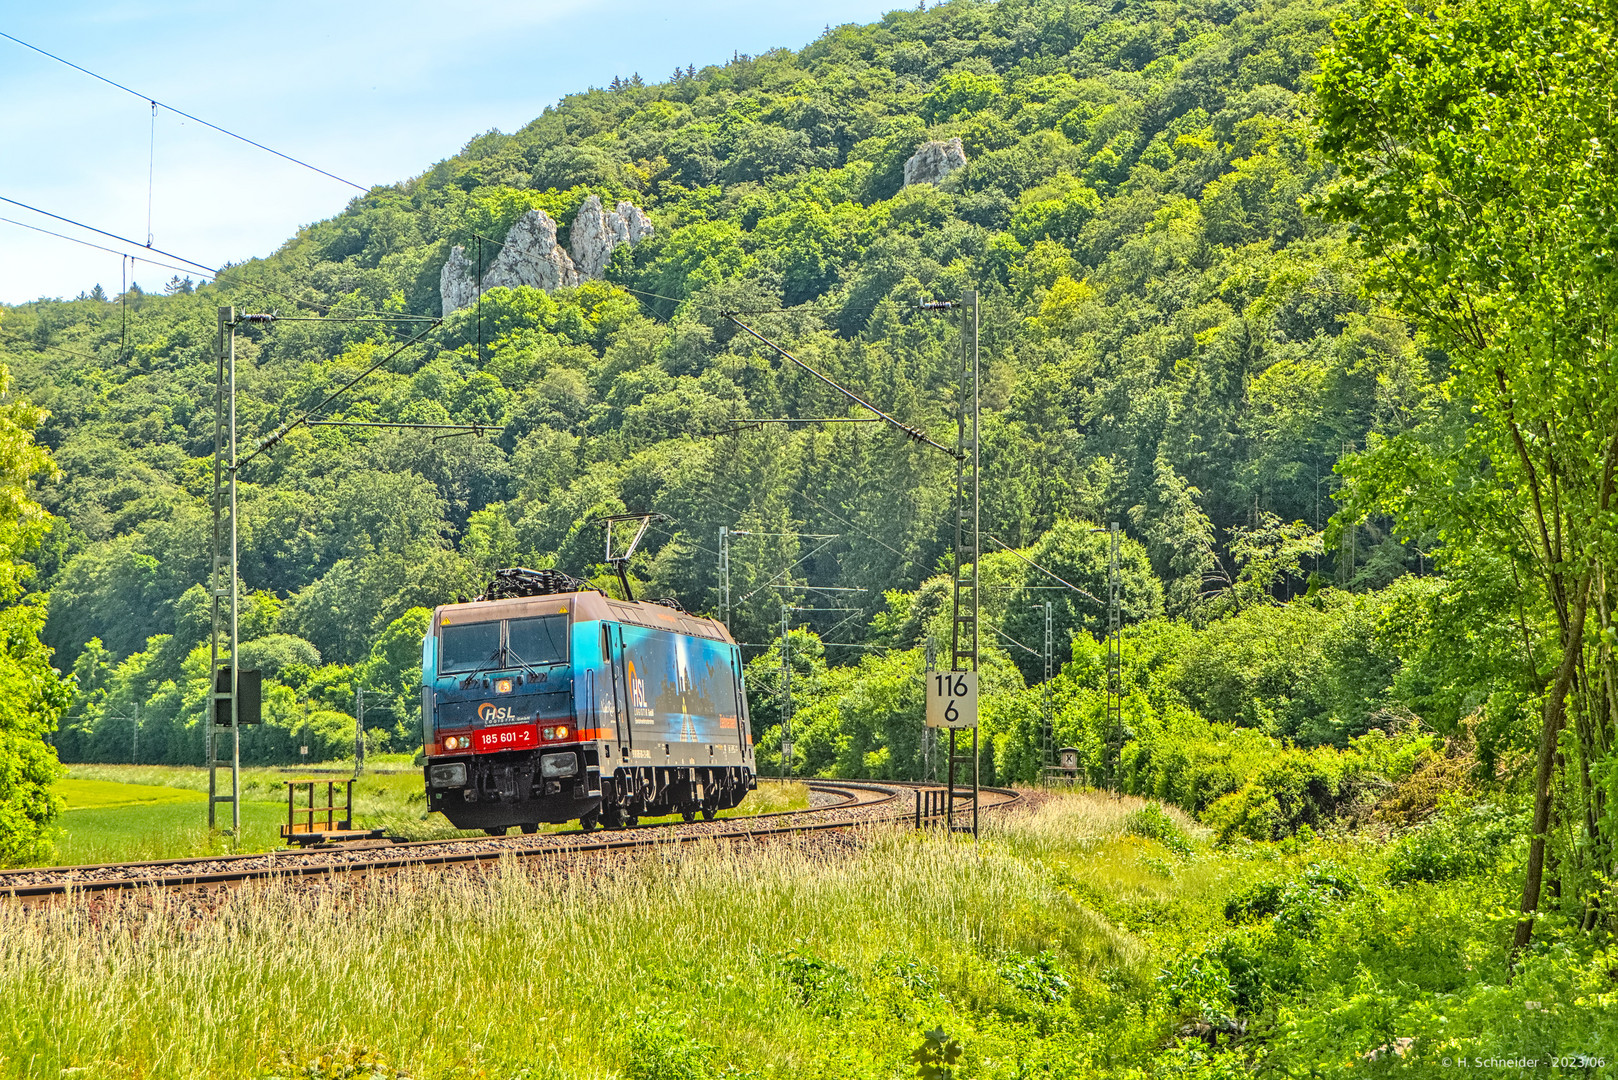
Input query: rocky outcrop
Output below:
<box><xmin>441</xmin><ymin>197</ymin><xmax>655</xmax><ymax>315</ymax></box>
<box><xmin>903</xmin><ymin>137</ymin><xmax>968</xmax><ymax>187</ymax></box>
<box><xmin>480</xmin><ymin>209</ymin><xmax>578</xmax><ymax>294</ymax></box>
<box><xmin>439</xmin><ymin>244</ymin><xmax>478</xmax><ymax>318</ymax></box>
<box><xmin>618</xmin><ymin>200</ymin><xmax>653</xmax><ymax>244</ymax></box>
<box><xmin>569</xmin><ymin>195</ymin><xmax>656</xmax><ymax>279</ymax></box>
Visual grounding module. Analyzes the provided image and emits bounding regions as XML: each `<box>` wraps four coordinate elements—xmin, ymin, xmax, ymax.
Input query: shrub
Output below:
<box><xmin>1385</xmin><ymin>799</ymin><xmax>1527</xmax><ymax>884</ymax></box>
<box><xmin>623</xmin><ymin>1012</ymin><xmax>713</xmax><ymax>1080</ymax></box>
<box><xmin>775</xmin><ymin>950</ymin><xmax>859</xmax><ymax>1016</ymax></box>
<box><xmin>1223</xmin><ymin>864</ymin><xmax>1360</xmax><ymax>935</ymax></box>
<box><xmin>999</xmin><ymin>950</ymin><xmax>1072</xmax><ymax>1003</ymax></box>
<box><xmin>1124</xmin><ymin>802</ymin><xmax>1193</xmax><ymax>856</ymax></box>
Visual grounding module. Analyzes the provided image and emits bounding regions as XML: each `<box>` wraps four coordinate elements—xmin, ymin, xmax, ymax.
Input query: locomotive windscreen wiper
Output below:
<box><xmin>501</xmin><ymin>647</ymin><xmax>546</xmax><ymax>679</ymax></box>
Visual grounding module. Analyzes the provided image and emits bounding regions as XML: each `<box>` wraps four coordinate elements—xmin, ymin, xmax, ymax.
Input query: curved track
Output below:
<box><xmin>1</xmin><ymin>779</ymin><xmax>1020</xmax><ymax>899</ymax></box>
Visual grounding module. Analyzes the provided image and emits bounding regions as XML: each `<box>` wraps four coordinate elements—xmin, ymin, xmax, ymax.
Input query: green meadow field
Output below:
<box><xmin>7</xmin><ymin>790</ymin><xmax>1610</xmax><ymax>1079</ymax></box>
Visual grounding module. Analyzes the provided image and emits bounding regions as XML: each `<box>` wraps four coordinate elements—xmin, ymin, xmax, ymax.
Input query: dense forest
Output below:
<box><xmin>2</xmin><ymin>0</ymin><xmax>1617</xmax><ymax>1068</ymax></box>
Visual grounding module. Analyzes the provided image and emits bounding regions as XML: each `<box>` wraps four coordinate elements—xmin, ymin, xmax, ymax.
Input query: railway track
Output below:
<box><xmin>1</xmin><ymin>779</ymin><xmax>1020</xmax><ymax>899</ymax></box>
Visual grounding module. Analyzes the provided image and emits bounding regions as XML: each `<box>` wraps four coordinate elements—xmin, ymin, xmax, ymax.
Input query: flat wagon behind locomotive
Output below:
<box><xmin>421</xmin><ymin>569</ymin><xmax>756</xmax><ymax>833</ymax></box>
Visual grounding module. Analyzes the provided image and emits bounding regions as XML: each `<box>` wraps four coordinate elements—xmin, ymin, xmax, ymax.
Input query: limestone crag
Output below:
<box><xmin>569</xmin><ymin>194</ymin><xmax>656</xmax><ymax>280</ymax></box>
<box><xmin>479</xmin><ymin>209</ymin><xmax>579</xmax><ymax>294</ymax></box>
<box><xmin>617</xmin><ymin>200</ymin><xmax>653</xmax><ymax>244</ymax></box>
<box><xmin>440</xmin><ymin>196</ymin><xmax>655</xmax><ymax>315</ymax></box>
<box><xmin>902</xmin><ymin>137</ymin><xmax>968</xmax><ymax>187</ymax></box>
<box><xmin>439</xmin><ymin>245</ymin><xmax>478</xmax><ymax>318</ymax></box>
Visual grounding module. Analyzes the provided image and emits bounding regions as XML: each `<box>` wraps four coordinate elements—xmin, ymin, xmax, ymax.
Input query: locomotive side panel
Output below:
<box><xmin>616</xmin><ymin>623</ymin><xmax>746</xmax><ymax>764</ymax></box>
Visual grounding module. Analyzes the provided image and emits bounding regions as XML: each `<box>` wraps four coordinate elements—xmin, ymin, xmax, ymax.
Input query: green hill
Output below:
<box><xmin>0</xmin><ymin>0</ymin><xmax>1403</xmax><ymax>766</ymax></box>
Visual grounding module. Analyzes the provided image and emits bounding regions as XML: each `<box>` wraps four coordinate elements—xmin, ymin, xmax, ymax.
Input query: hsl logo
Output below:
<box><xmin>477</xmin><ymin>702</ymin><xmax>516</xmax><ymax>724</ymax></box>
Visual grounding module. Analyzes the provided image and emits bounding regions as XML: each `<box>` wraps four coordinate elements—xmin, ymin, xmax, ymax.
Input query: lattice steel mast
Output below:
<box><xmin>208</xmin><ymin>307</ymin><xmax>240</xmax><ymax>830</ymax></box>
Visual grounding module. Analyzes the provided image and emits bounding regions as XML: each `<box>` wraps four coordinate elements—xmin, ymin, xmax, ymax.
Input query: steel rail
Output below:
<box><xmin>2</xmin><ymin>781</ymin><xmax>1019</xmax><ymax>900</ymax></box>
<box><xmin>0</xmin><ymin>780</ymin><xmax>870</xmax><ymax>887</ymax></box>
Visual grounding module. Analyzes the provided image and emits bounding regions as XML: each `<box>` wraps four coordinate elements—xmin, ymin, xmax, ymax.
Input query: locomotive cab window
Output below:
<box><xmin>439</xmin><ymin>621</ymin><xmax>501</xmax><ymax>675</ymax></box>
<box><xmin>507</xmin><ymin>615</ymin><xmax>568</xmax><ymax>668</ymax></box>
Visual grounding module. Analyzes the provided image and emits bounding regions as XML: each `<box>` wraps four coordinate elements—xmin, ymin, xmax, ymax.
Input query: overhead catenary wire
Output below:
<box><xmin>3</xmin><ymin>206</ymin><xmax>435</xmax><ymax>349</ymax></box>
<box><xmin>0</xmin><ymin>215</ymin><xmax>205</xmax><ymax>280</ymax></box>
<box><xmin>725</xmin><ymin>313</ymin><xmax>959</xmax><ymax>460</ymax></box>
<box><xmin>990</xmin><ymin>624</ymin><xmax>1040</xmax><ymax>657</ymax></box>
<box><xmin>0</xmin><ymin>330</ymin><xmax>101</xmax><ymax>363</ymax></box>
<box><xmin>0</xmin><ymin>194</ymin><xmax>217</xmax><ymax>275</ymax></box>
<box><xmin>0</xmin><ymin>31</ymin><xmax>368</xmax><ymax>192</ymax></box>
<box><xmin>737</xmin><ymin>533</ymin><xmax>843</xmax><ymax>605</ymax></box>
<box><xmin>984</xmin><ymin>533</ymin><xmax>1102</xmax><ymax>606</ymax></box>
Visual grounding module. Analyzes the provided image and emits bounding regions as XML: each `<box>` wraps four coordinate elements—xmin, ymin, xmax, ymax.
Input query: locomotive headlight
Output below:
<box><xmin>442</xmin><ymin>735</ymin><xmax>470</xmax><ymax>751</ymax></box>
<box><xmin>428</xmin><ymin>762</ymin><xmax>467</xmax><ymax>788</ymax></box>
<box><xmin>540</xmin><ymin>753</ymin><xmax>577</xmax><ymax>779</ymax></box>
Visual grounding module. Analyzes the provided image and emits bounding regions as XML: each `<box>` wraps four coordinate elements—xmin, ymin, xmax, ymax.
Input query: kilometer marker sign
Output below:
<box><xmin>926</xmin><ymin>670</ymin><xmax>978</xmax><ymax>729</ymax></box>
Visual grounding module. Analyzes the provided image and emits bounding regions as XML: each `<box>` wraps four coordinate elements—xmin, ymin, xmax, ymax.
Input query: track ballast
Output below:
<box><xmin>2</xmin><ymin>780</ymin><xmax>1020</xmax><ymax>899</ymax></box>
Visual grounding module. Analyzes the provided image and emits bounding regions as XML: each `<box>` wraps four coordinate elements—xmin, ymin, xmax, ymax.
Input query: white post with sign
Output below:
<box><xmin>926</xmin><ymin>670</ymin><xmax>978</xmax><ymax>730</ymax></box>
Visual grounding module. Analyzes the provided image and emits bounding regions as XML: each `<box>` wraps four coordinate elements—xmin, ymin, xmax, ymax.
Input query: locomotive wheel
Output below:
<box><xmin>624</xmin><ymin>814</ymin><xmax>640</xmax><ymax>828</ymax></box>
<box><xmin>519</xmin><ymin>823</ymin><xmax>539</xmax><ymax>835</ymax></box>
<box><xmin>701</xmin><ymin>807</ymin><xmax>718</xmax><ymax>821</ymax></box>
<box><xmin>484</xmin><ymin>826</ymin><xmax>509</xmax><ymax>837</ymax></box>
<box><xmin>681</xmin><ymin>809</ymin><xmax>697</xmax><ymax>823</ymax></box>
<box><xmin>579</xmin><ymin>809</ymin><xmax>601</xmax><ymax>831</ymax></box>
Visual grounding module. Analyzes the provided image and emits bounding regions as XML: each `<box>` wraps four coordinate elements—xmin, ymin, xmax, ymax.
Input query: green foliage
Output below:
<box><xmin>1124</xmin><ymin>803</ymin><xmax>1192</xmax><ymax>857</ymax></box>
<box><xmin>775</xmin><ymin>950</ymin><xmax>860</xmax><ymax>1016</ymax></box>
<box><xmin>922</xmin><ymin>72</ymin><xmax>1003</xmax><ymax>124</ymax></box>
<box><xmin>1317</xmin><ymin>0</ymin><xmax>1618</xmax><ymax>940</ymax></box>
<box><xmin>1385</xmin><ymin>799</ymin><xmax>1528</xmax><ymax>885</ymax></box>
<box><xmin>999</xmin><ymin>950</ymin><xmax>1072</xmax><ymax>1004</ymax></box>
<box><xmin>623</xmin><ymin>1012</ymin><xmax>714</xmax><ymax>1080</ymax></box>
<box><xmin>909</xmin><ymin>1028</ymin><xmax>963</xmax><ymax>1080</ymax></box>
<box><xmin>0</xmin><ymin>360</ymin><xmax>67</xmax><ymax>865</ymax></box>
<box><xmin>0</xmin><ymin>604</ymin><xmax>71</xmax><ymax>864</ymax></box>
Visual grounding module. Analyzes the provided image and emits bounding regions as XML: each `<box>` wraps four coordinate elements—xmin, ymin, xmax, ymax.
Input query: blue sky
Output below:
<box><xmin>0</xmin><ymin>0</ymin><xmax>898</xmax><ymax>304</ymax></box>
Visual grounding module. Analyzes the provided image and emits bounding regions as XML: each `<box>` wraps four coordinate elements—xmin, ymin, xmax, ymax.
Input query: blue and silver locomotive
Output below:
<box><xmin>421</xmin><ymin>569</ymin><xmax>756</xmax><ymax>833</ymax></box>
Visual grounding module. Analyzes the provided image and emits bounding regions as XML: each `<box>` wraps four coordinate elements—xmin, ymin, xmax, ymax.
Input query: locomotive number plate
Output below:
<box><xmin>473</xmin><ymin>723</ymin><xmax>538</xmax><ymax>753</ymax></box>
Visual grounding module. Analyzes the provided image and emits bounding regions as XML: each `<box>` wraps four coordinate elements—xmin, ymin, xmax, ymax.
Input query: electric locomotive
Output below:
<box><xmin>421</xmin><ymin>568</ymin><xmax>756</xmax><ymax>833</ymax></box>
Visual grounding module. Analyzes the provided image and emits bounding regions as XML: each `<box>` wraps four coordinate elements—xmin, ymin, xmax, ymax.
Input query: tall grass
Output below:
<box><xmin>0</xmin><ymin>792</ymin><xmax>1187</xmax><ymax>1079</ymax></box>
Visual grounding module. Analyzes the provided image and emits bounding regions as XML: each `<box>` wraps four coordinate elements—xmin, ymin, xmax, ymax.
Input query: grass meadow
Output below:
<box><xmin>3</xmin><ymin>792</ymin><xmax>1236</xmax><ymax>1079</ymax></box>
<box><xmin>15</xmin><ymin>790</ymin><xmax>1601</xmax><ymax>1077</ymax></box>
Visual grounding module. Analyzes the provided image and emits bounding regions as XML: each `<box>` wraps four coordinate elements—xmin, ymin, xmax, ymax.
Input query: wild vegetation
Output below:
<box><xmin>0</xmin><ymin>0</ymin><xmax>1615</xmax><ymax>1071</ymax></box>
<box><xmin>3</xmin><ymin>794</ymin><xmax>1610</xmax><ymax>1079</ymax></box>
